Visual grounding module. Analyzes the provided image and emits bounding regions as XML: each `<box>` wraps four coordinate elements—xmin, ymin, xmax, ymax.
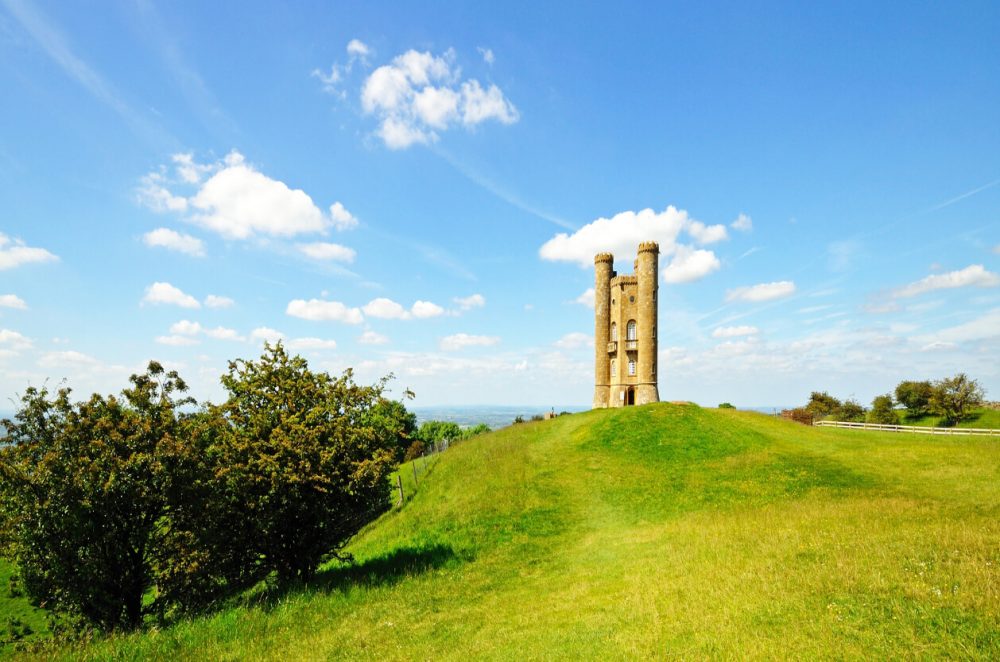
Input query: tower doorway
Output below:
<box><xmin>626</xmin><ymin>387</ymin><xmax>635</xmax><ymax>406</ymax></box>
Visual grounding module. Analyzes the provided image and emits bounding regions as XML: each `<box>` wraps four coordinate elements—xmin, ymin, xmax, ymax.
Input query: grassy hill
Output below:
<box><xmin>15</xmin><ymin>404</ymin><xmax>1000</xmax><ymax>659</ymax></box>
<box><xmin>899</xmin><ymin>407</ymin><xmax>1000</xmax><ymax>429</ymax></box>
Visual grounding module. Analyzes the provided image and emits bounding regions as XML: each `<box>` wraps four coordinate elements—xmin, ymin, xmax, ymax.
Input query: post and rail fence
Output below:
<box><xmin>813</xmin><ymin>420</ymin><xmax>998</xmax><ymax>436</ymax></box>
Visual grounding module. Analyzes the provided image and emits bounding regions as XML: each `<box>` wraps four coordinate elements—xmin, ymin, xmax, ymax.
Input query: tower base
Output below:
<box><xmin>592</xmin><ymin>385</ymin><xmax>610</xmax><ymax>409</ymax></box>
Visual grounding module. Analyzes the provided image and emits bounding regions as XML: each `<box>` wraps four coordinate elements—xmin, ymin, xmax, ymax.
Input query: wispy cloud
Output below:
<box><xmin>925</xmin><ymin>177</ymin><xmax>1000</xmax><ymax>213</ymax></box>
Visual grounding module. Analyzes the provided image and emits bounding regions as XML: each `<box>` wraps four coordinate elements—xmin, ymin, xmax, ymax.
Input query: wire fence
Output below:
<box><xmin>394</xmin><ymin>438</ymin><xmax>451</xmax><ymax>506</ymax></box>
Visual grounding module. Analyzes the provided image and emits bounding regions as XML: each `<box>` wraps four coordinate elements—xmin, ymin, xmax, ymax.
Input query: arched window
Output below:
<box><xmin>611</xmin><ymin>322</ymin><xmax>617</xmax><ymax>341</ymax></box>
<box><xmin>610</xmin><ymin>359</ymin><xmax>616</xmax><ymax>380</ymax></box>
<box><xmin>627</xmin><ymin>320</ymin><xmax>637</xmax><ymax>341</ymax></box>
<box><xmin>628</xmin><ymin>359</ymin><xmax>636</xmax><ymax>376</ymax></box>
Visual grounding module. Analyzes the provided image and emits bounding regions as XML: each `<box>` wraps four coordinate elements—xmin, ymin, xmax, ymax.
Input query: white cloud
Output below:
<box><xmin>298</xmin><ymin>242</ymin><xmax>356</xmax><ymax>263</ymax></box>
<box><xmin>328</xmin><ymin>202</ymin><xmax>359</xmax><ymax>230</ymax></box>
<box><xmin>288</xmin><ymin>337</ymin><xmax>338</xmax><ymax>350</ymax></box>
<box><xmin>360</xmin><ymin>48</ymin><xmax>518</xmax><ymax>149</ymax></box>
<box><xmin>921</xmin><ymin>341</ymin><xmax>956</xmax><ymax>352</ymax></box>
<box><xmin>142</xmin><ymin>282</ymin><xmax>201</xmax><ymax>308</ymax></box>
<box><xmin>38</xmin><ymin>350</ymin><xmax>98</xmax><ymax>368</ymax></box>
<box><xmin>346</xmin><ymin>39</ymin><xmax>370</xmax><ymax>59</ymax></box>
<box><xmin>731</xmin><ymin>213</ymin><xmax>753</xmax><ymax>232</ymax></box>
<box><xmin>0</xmin><ymin>294</ymin><xmax>27</xmax><ymax>310</ymax></box>
<box><xmin>540</xmin><ymin>205</ymin><xmax>723</xmax><ymax>269</ymax></box>
<box><xmin>477</xmin><ymin>47</ymin><xmax>495</xmax><ymax>65</ymax></box>
<box><xmin>0</xmin><ymin>233</ymin><xmax>58</xmax><ymax>270</ymax></box>
<box><xmin>712</xmin><ymin>325</ymin><xmax>759</xmax><ymax>338</ymax></box>
<box><xmin>137</xmin><ymin>173</ymin><xmax>189</xmax><ymax>212</ymax></box>
<box><xmin>892</xmin><ymin>264</ymin><xmax>1000</xmax><ymax>298</ymax></box>
<box><xmin>661</xmin><ymin>247</ymin><xmax>721</xmax><ymax>284</ymax></box>
<box><xmin>440</xmin><ymin>333</ymin><xmax>501</xmax><ymax>351</ymax></box>
<box><xmin>411</xmin><ymin>300</ymin><xmax>445</xmax><ymax>319</ymax></box>
<box><xmin>358</xmin><ymin>330</ymin><xmax>389</xmax><ymax>345</ymax></box>
<box><xmin>142</xmin><ymin>227</ymin><xmax>205</xmax><ymax>257</ymax></box>
<box><xmin>914</xmin><ymin>308</ymin><xmax>1000</xmax><ymax>345</ymax></box>
<box><xmin>169</xmin><ymin>320</ymin><xmax>202</xmax><ymax>335</ymax></box>
<box><xmin>575</xmin><ymin>288</ymin><xmax>595</xmax><ymax>309</ymax></box>
<box><xmin>0</xmin><ymin>329</ymin><xmax>32</xmax><ymax>350</ymax></box>
<box><xmin>172</xmin><ymin>153</ymin><xmax>212</xmax><ymax>184</ymax></box>
<box><xmin>250</xmin><ymin>327</ymin><xmax>285</xmax><ymax>344</ymax></box>
<box><xmin>686</xmin><ymin>221</ymin><xmax>728</xmax><ymax>244</ymax></box>
<box><xmin>286</xmin><ymin>299</ymin><xmax>364</xmax><ymax>324</ymax></box>
<box><xmin>363</xmin><ymin>298</ymin><xmax>409</xmax><ymax>319</ymax></box>
<box><xmin>204</xmin><ymin>294</ymin><xmax>235</xmax><ymax>308</ymax></box>
<box><xmin>204</xmin><ymin>326</ymin><xmax>243</xmax><ymax>341</ymax></box>
<box><xmin>725</xmin><ymin>281</ymin><xmax>796</xmax><ymax>303</ymax></box>
<box><xmin>554</xmin><ymin>332</ymin><xmax>593</xmax><ymax>349</ymax></box>
<box><xmin>156</xmin><ymin>334</ymin><xmax>199</xmax><ymax>346</ymax></box>
<box><xmin>453</xmin><ymin>294</ymin><xmax>485</xmax><ymax>310</ymax></box>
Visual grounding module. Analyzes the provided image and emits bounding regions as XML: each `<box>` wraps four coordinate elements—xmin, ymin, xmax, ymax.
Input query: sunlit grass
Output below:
<box><xmin>20</xmin><ymin>404</ymin><xmax>1000</xmax><ymax>659</ymax></box>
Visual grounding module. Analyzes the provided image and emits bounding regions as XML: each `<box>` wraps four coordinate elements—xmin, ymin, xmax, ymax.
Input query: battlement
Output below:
<box><xmin>637</xmin><ymin>241</ymin><xmax>659</xmax><ymax>254</ymax></box>
<box><xmin>610</xmin><ymin>275</ymin><xmax>638</xmax><ymax>287</ymax></box>
<box><xmin>594</xmin><ymin>253</ymin><xmax>614</xmax><ymax>264</ymax></box>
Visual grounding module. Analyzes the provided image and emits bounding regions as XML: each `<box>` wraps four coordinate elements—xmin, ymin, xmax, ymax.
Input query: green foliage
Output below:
<box><xmin>804</xmin><ymin>391</ymin><xmax>842</xmax><ymax>419</ymax></box>
<box><xmin>930</xmin><ymin>373</ymin><xmax>986</xmax><ymax>425</ymax></box>
<box><xmin>403</xmin><ymin>440</ymin><xmax>426</xmax><ymax>462</ymax></box>
<box><xmin>867</xmin><ymin>394</ymin><xmax>899</xmax><ymax>425</ymax></box>
<box><xmin>718</xmin><ymin>402</ymin><xmax>736</xmax><ymax>409</ymax></box>
<box><xmin>832</xmin><ymin>399</ymin><xmax>866</xmax><ymax>423</ymax></box>
<box><xmin>417</xmin><ymin>420</ymin><xmax>462</xmax><ymax>443</ymax></box>
<box><xmin>212</xmin><ymin>343</ymin><xmax>398</xmax><ymax>584</ymax></box>
<box><xmin>0</xmin><ymin>362</ymin><xmax>194</xmax><ymax>631</ymax></box>
<box><xmin>461</xmin><ymin>423</ymin><xmax>491</xmax><ymax>439</ymax></box>
<box><xmin>366</xmin><ymin>398</ymin><xmax>418</xmax><ymax>461</ymax></box>
<box><xmin>894</xmin><ymin>380</ymin><xmax>934</xmax><ymax>415</ymax></box>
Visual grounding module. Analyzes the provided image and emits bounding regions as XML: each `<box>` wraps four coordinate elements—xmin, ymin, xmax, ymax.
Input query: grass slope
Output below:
<box><xmin>29</xmin><ymin>404</ymin><xmax>1000</xmax><ymax>659</ymax></box>
<box><xmin>900</xmin><ymin>407</ymin><xmax>1000</xmax><ymax>429</ymax></box>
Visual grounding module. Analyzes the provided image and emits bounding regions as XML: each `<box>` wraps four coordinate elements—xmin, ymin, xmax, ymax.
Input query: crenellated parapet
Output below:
<box><xmin>610</xmin><ymin>275</ymin><xmax>638</xmax><ymax>287</ymax></box>
<box><xmin>637</xmin><ymin>241</ymin><xmax>660</xmax><ymax>254</ymax></box>
<box><xmin>594</xmin><ymin>252</ymin><xmax>614</xmax><ymax>264</ymax></box>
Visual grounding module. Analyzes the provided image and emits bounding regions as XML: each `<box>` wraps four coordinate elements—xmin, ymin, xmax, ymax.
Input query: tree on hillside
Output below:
<box><xmin>805</xmin><ymin>391</ymin><xmax>842</xmax><ymax>419</ymax></box>
<box><xmin>867</xmin><ymin>394</ymin><xmax>899</xmax><ymax>425</ymax></box>
<box><xmin>365</xmin><ymin>397</ymin><xmax>418</xmax><ymax>461</ymax></box>
<box><xmin>930</xmin><ymin>373</ymin><xmax>985</xmax><ymax>425</ymax></box>
<box><xmin>418</xmin><ymin>420</ymin><xmax>462</xmax><ymax>444</ymax></box>
<box><xmin>894</xmin><ymin>380</ymin><xmax>934</xmax><ymax>416</ymax></box>
<box><xmin>213</xmin><ymin>343</ymin><xmax>397</xmax><ymax>584</ymax></box>
<box><xmin>833</xmin><ymin>399</ymin><xmax>866</xmax><ymax>422</ymax></box>
<box><xmin>0</xmin><ymin>363</ymin><xmax>195</xmax><ymax>631</ymax></box>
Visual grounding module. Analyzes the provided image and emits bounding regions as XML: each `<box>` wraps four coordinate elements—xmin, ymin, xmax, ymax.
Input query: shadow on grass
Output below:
<box><xmin>250</xmin><ymin>543</ymin><xmax>461</xmax><ymax>611</ymax></box>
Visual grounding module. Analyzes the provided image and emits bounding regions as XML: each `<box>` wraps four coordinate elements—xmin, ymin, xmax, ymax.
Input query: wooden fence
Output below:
<box><xmin>814</xmin><ymin>420</ymin><xmax>999</xmax><ymax>436</ymax></box>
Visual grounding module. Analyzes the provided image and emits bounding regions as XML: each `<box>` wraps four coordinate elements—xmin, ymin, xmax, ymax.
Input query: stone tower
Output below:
<box><xmin>593</xmin><ymin>242</ymin><xmax>660</xmax><ymax>408</ymax></box>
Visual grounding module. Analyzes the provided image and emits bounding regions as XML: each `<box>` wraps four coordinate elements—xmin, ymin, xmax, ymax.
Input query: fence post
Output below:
<box><xmin>412</xmin><ymin>460</ymin><xmax>418</xmax><ymax>487</ymax></box>
<box><xmin>396</xmin><ymin>474</ymin><xmax>404</xmax><ymax>506</ymax></box>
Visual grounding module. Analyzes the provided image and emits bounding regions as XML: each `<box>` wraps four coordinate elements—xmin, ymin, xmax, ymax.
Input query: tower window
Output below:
<box><xmin>611</xmin><ymin>322</ymin><xmax>617</xmax><ymax>341</ymax></box>
<box><xmin>629</xmin><ymin>295</ymin><xmax>634</xmax><ymax>303</ymax></box>
<box><xmin>627</xmin><ymin>320</ymin><xmax>637</xmax><ymax>341</ymax></box>
<box><xmin>610</xmin><ymin>359</ymin><xmax>616</xmax><ymax>379</ymax></box>
<box><xmin>628</xmin><ymin>360</ymin><xmax>636</xmax><ymax>376</ymax></box>
<box><xmin>652</xmin><ymin>361</ymin><xmax>656</xmax><ymax>376</ymax></box>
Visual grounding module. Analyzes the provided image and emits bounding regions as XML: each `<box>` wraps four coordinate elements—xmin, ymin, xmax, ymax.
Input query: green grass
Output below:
<box><xmin>899</xmin><ymin>407</ymin><xmax>1000</xmax><ymax>429</ymax></box>
<box><xmin>0</xmin><ymin>559</ymin><xmax>52</xmax><ymax>654</ymax></box>
<box><xmin>17</xmin><ymin>404</ymin><xmax>1000</xmax><ymax>659</ymax></box>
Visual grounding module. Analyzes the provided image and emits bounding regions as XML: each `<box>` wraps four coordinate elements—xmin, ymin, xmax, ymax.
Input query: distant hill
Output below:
<box><xmin>19</xmin><ymin>404</ymin><xmax>1000</xmax><ymax>659</ymax></box>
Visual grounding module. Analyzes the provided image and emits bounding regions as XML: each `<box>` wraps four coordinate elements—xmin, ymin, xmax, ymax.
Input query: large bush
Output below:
<box><xmin>894</xmin><ymin>380</ymin><xmax>934</xmax><ymax>416</ymax></box>
<box><xmin>930</xmin><ymin>373</ymin><xmax>985</xmax><ymax>425</ymax></box>
<box><xmin>0</xmin><ymin>363</ymin><xmax>194</xmax><ymax>631</ymax></box>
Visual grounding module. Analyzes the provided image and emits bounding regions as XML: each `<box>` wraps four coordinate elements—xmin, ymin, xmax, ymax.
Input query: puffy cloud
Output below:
<box><xmin>540</xmin><ymin>206</ymin><xmax>724</xmax><ymax>277</ymax></box>
<box><xmin>363</xmin><ymin>297</ymin><xmax>409</xmax><ymax>319</ymax></box>
<box><xmin>250</xmin><ymin>327</ymin><xmax>285</xmax><ymax>343</ymax></box>
<box><xmin>346</xmin><ymin>39</ymin><xmax>370</xmax><ymax>59</ymax></box>
<box><xmin>0</xmin><ymin>233</ymin><xmax>58</xmax><ymax>270</ymax></box>
<box><xmin>138</xmin><ymin>152</ymin><xmax>355</xmax><ymax>241</ymax></box>
<box><xmin>286</xmin><ymin>299</ymin><xmax>364</xmax><ymax>324</ymax></box>
<box><xmin>439</xmin><ymin>333</ymin><xmax>500</xmax><ymax>351</ymax></box>
<box><xmin>453</xmin><ymin>293</ymin><xmax>485</xmax><ymax>310</ymax></box>
<box><xmin>359</xmin><ymin>48</ymin><xmax>518</xmax><ymax>149</ymax></box>
<box><xmin>156</xmin><ymin>334</ymin><xmax>199</xmax><ymax>346</ymax></box>
<box><xmin>712</xmin><ymin>325</ymin><xmax>759</xmax><ymax>338</ymax></box>
<box><xmin>288</xmin><ymin>337</ymin><xmax>338</xmax><ymax>350</ymax></box>
<box><xmin>358</xmin><ymin>330</ymin><xmax>389</xmax><ymax>345</ymax></box>
<box><xmin>298</xmin><ymin>242</ymin><xmax>356</xmax><ymax>263</ymax></box>
<box><xmin>731</xmin><ymin>213</ymin><xmax>753</xmax><ymax>232</ymax></box>
<box><xmin>411</xmin><ymin>300</ymin><xmax>445</xmax><ymax>319</ymax></box>
<box><xmin>204</xmin><ymin>326</ymin><xmax>243</xmax><ymax>341</ymax></box>
<box><xmin>169</xmin><ymin>320</ymin><xmax>202</xmax><ymax>335</ymax></box>
<box><xmin>204</xmin><ymin>294</ymin><xmax>235</xmax><ymax>308</ymax></box>
<box><xmin>142</xmin><ymin>282</ymin><xmax>201</xmax><ymax>308</ymax></box>
<box><xmin>38</xmin><ymin>350</ymin><xmax>99</xmax><ymax>368</ymax></box>
<box><xmin>477</xmin><ymin>47</ymin><xmax>495</xmax><ymax>65</ymax></box>
<box><xmin>142</xmin><ymin>227</ymin><xmax>205</xmax><ymax>257</ymax></box>
<box><xmin>725</xmin><ymin>281</ymin><xmax>796</xmax><ymax>303</ymax></box>
<box><xmin>554</xmin><ymin>332</ymin><xmax>593</xmax><ymax>349</ymax></box>
<box><xmin>892</xmin><ymin>264</ymin><xmax>999</xmax><ymax>298</ymax></box>
<box><xmin>0</xmin><ymin>294</ymin><xmax>27</xmax><ymax>310</ymax></box>
<box><xmin>661</xmin><ymin>247</ymin><xmax>721</xmax><ymax>284</ymax></box>
<box><xmin>0</xmin><ymin>329</ymin><xmax>32</xmax><ymax>350</ymax></box>
<box><xmin>575</xmin><ymin>288</ymin><xmax>595</xmax><ymax>309</ymax></box>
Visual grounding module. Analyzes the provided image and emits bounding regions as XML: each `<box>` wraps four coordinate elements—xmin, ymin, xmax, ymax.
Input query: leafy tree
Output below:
<box><xmin>403</xmin><ymin>440</ymin><xmax>426</xmax><ymax>462</ymax></box>
<box><xmin>718</xmin><ymin>402</ymin><xmax>735</xmax><ymax>409</ymax></box>
<box><xmin>894</xmin><ymin>380</ymin><xmax>934</xmax><ymax>416</ymax></box>
<box><xmin>0</xmin><ymin>363</ymin><xmax>194</xmax><ymax>631</ymax></box>
<box><xmin>930</xmin><ymin>373</ymin><xmax>985</xmax><ymax>425</ymax></box>
<box><xmin>417</xmin><ymin>420</ymin><xmax>462</xmax><ymax>444</ymax></box>
<box><xmin>460</xmin><ymin>423</ymin><xmax>491</xmax><ymax>440</ymax></box>
<box><xmin>804</xmin><ymin>391</ymin><xmax>842</xmax><ymax>419</ymax></box>
<box><xmin>366</xmin><ymin>397</ymin><xmax>418</xmax><ymax>461</ymax></box>
<box><xmin>834</xmin><ymin>399</ymin><xmax>867</xmax><ymax>423</ymax></box>
<box><xmin>867</xmin><ymin>394</ymin><xmax>899</xmax><ymax>425</ymax></box>
<box><xmin>213</xmin><ymin>343</ymin><xmax>397</xmax><ymax>584</ymax></box>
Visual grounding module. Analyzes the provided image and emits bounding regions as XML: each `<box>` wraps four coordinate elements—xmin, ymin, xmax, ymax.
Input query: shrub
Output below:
<box><xmin>930</xmin><ymin>373</ymin><xmax>985</xmax><ymax>425</ymax></box>
<box><xmin>403</xmin><ymin>440</ymin><xmax>426</xmax><ymax>462</ymax></box>
<box><xmin>833</xmin><ymin>399</ymin><xmax>867</xmax><ymax>423</ymax></box>
<box><xmin>805</xmin><ymin>391</ymin><xmax>842</xmax><ymax>419</ymax></box>
<box><xmin>460</xmin><ymin>423</ymin><xmax>491</xmax><ymax>440</ymax></box>
<box><xmin>867</xmin><ymin>394</ymin><xmax>899</xmax><ymax>425</ymax></box>
<box><xmin>417</xmin><ymin>420</ymin><xmax>462</xmax><ymax>443</ymax></box>
<box><xmin>895</xmin><ymin>380</ymin><xmax>934</xmax><ymax>416</ymax></box>
<box><xmin>718</xmin><ymin>402</ymin><xmax>735</xmax><ymax>409</ymax></box>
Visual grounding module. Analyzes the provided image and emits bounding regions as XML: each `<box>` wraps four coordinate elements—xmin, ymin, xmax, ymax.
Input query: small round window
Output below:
<box><xmin>629</xmin><ymin>295</ymin><xmax>635</xmax><ymax>303</ymax></box>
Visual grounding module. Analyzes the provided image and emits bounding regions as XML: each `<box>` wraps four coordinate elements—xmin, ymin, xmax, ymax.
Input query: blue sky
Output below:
<box><xmin>1</xmin><ymin>1</ymin><xmax>998</xmax><ymax>409</ymax></box>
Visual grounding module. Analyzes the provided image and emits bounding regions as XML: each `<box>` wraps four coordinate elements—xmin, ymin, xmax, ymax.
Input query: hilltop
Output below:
<box><xmin>17</xmin><ymin>404</ymin><xmax>1000</xmax><ymax>659</ymax></box>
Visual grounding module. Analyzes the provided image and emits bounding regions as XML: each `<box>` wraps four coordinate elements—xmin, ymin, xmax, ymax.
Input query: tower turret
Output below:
<box><xmin>635</xmin><ymin>241</ymin><xmax>659</xmax><ymax>405</ymax></box>
<box><xmin>592</xmin><ymin>252</ymin><xmax>614</xmax><ymax>408</ymax></box>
